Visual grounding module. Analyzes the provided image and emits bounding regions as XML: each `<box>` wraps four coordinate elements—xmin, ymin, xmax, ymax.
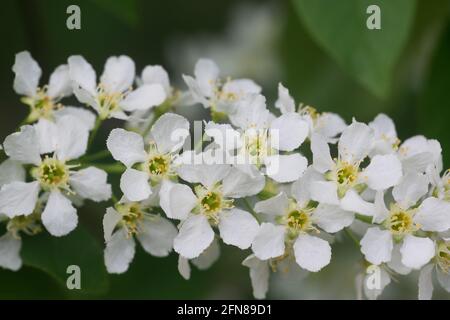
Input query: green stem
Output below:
<box><xmin>89</xmin><ymin>163</ymin><xmax>125</xmax><ymax>174</ymax></box>
<box><xmin>355</xmin><ymin>214</ymin><xmax>373</xmax><ymax>224</ymax></box>
<box><xmin>344</xmin><ymin>227</ymin><xmax>360</xmax><ymax>247</ymax></box>
<box><xmin>87</xmin><ymin>117</ymin><xmax>103</xmax><ymax>151</ymax></box>
<box><xmin>242</xmin><ymin>198</ymin><xmax>261</xmax><ymax>223</ymax></box>
<box><xmin>80</xmin><ymin>149</ymin><xmax>111</xmax><ymax>163</ymax></box>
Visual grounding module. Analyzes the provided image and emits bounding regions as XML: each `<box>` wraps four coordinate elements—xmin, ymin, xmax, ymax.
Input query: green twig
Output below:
<box><xmin>242</xmin><ymin>198</ymin><xmax>261</xmax><ymax>223</ymax></box>
<box><xmin>87</xmin><ymin>117</ymin><xmax>103</xmax><ymax>151</ymax></box>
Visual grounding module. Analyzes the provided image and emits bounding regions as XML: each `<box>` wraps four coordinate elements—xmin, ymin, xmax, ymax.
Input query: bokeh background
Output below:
<box><xmin>0</xmin><ymin>0</ymin><xmax>449</xmax><ymax>299</ymax></box>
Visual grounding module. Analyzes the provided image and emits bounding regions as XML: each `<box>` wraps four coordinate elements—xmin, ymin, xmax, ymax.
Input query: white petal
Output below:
<box><xmin>173</xmin><ymin>214</ymin><xmax>215</xmax><ymax>259</ymax></box>
<box><xmin>100</xmin><ymin>55</ymin><xmax>135</xmax><ymax>93</ymax></box>
<box><xmin>400</xmin><ymin>235</ymin><xmax>434</xmax><ymax>269</ymax></box>
<box><xmin>33</xmin><ymin>119</ymin><xmax>57</xmax><ymax>154</ymax></box>
<box><xmin>182</xmin><ymin>74</ymin><xmax>209</xmax><ymax>107</ymax></box>
<box><xmin>103</xmin><ymin>207</ymin><xmax>121</xmax><ymax>243</ymax></box>
<box><xmin>0</xmin><ymin>233</ymin><xmax>22</xmax><ymax>271</ymax></box>
<box><xmin>137</xmin><ymin>216</ymin><xmax>177</xmax><ymax>257</ymax></box>
<box><xmin>338</xmin><ymin>121</ymin><xmax>374</xmax><ymax>163</ymax></box>
<box><xmin>120</xmin><ymin>168</ymin><xmax>151</xmax><ymax>202</ymax></box>
<box><xmin>313</xmin><ymin>204</ymin><xmax>354</xmax><ymax>233</ymax></box>
<box><xmin>150</xmin><ymin>113</ymin><xmax>189</xmax><ymax>153</ymax></box>
<box><xmin>104</xmin><ymin>229</ymin><xmax>135</xmax><ymax>274</ymax></box>
<box><xmin>363</xmin><ymin>267</ymin><xmax>391</xmax><ymax>300</ymax></box>
<box><xmin>275</xmin><ymin>83</ymin><xmax>295</xmax><ymax>114</ymax></box>
<box><xmin>194</xmin><ymin>59</ymin><xmax>219</xmax><ymax>97</ymax></box>
<box><xmin>3</xmin><ymin>125</ymin><xmax>41</xmax><ymax>165</ymax></box>
<box><xmin>436</xmin><ymin>268</ymin><xmax>450</xmax><ymax>292</ymax></box>
<box><xmin>222</xmin><ymin>166</ymin><xmax>265</xmax><ymax>198</ymax></box>
<box><xmin>414</xmin><ymin>197</ymin><xmax>450</xmax><ymax>232</ymax></box>
<box><xmin>178</xmin><ymin>256</ymin><xmax>191</xmax><ymax>280</ymax></box>
<box><xmin>47</xmin><ymin>64</ymin><xmax>72</xmax><ymax>98</ymax></box>
<box><xmin>106</xmin><ymin>128</ymin><xmax>147</xmax><ymax>167</ymax></box>
<box><xmin>0</xmin><ymin>159</ymin><xmax>25</xmax><ymax>187</ymax></box>
<box><xmin>293</xmin><ymin>234</ymin><xmax>331</xmax><ymax>272</ymax></box>
<box><xmin>68</xmin><ymin>55</ymin><xmax>97</xmax><ymax>95</ymax></box>
<box><xmin>54</xmin><ymin>106</ymin><xmax>96</xmax><ymax>131</ymax></box>
<box><xmin>310</xmin><ymin>180</ymin><xmax>339</xmax><ymax>205</ymax></box>
<box><xmin>218</xmin><ymin>209</ymin><xmax>259</xmax><ymax>249</ymax></box>
<box><xmin>12</xmin><ymin>51</ymin><xmax>41</xmax><ymax>97</ymax></box>
<box><xmin>270</xmin><ymin>113</ymin><xmax>308</xmax><ymax>151</ymax></box>
<box><xmin>120</xmin><ymin>84</ymin><xmax>166</xmax><ymax>112</ymax></box>
<box><xmin>0</xmin><ymin>181</ymin><xmax>40</xmax><ymax>217</ymax></box>
<box><xmin>69</xmin><ymin>167</ymin><xmax>112</xmax><ymax>202</ymax></box>
<box><xmin>392</xmin><ymin>172</ymin><xmax>429</xmax><ymax>208</ymax></box>
<box><xmin>340</xmin><ymin>189</ymin><xmax>376</xmax><ymax>216</ymax></box>
<box><xmin>159</xmin><ymin>180</ymin><xmax>197</xmax><ymax>220</ymax></box>
<box><xmin>369</xmin><ymin>113</ymin><xmax>398</xmax><ymax>155</ymax></box>
<box><xmin>387</xmin><ymin>244</ymin><xmax>412</xmax><ymax>275</ymax></box>
<box><xmin>141</xmin><ymin>65</ymin><xmax>171</xmax><ymax>95</ymax></box>
<box><xmin>265</xmin><ymin>154</ymin><xmax>307</xmax><ymax>183</ymax></box>
<box><xmin>242</xmin><ymin>255</ymin><xmax>269</xmax><ymax>299</ymax></box>
<box><xmin>177</xmin><ymin>161</ymin><xmax>230</xmax><ymax>188</ymax></box>
<box><xmin>362</xmin><ymin>154</ymin><xmax>402</xmax><ymax>191</ymax></box>
<box><xmin>204</xmin><ymin>122</ymin><xmax>241</xmax><ymax>151</ymax></box>
<box><xmin>311</xmin><ymin>133</ymin><xmax>334</xmax><ymax>173</ymax></box>
<box><xmin>191</xmin><ymin>238</ymin><xmax>220</xmax><ymax>270</ymax></box>
<box><xmin>55</xmin><ymin>115</ymin><xmax>89</xmax><ymax>161</ymax></box>
<box><xmin>360</xmin><ymin>227</ymin><xmax>393</xmax><ymax>265</ymax></box>
<box><xmin>42</xmin><ymin>191</ymin><xmax>78</xmax><ymax>237</ymax></box>
<box><xmin>251</xmin><ymin>223</ymin><xmax>285</xmax><ymax>260</ymax></box>
<box><xmin>254</xmin><ymin>192</ymin><xmax>289</xmax><ymax>216</ymax></box>
<box><xmin>315</xmin><ymin>113</ymin><xmax>347</xmax><ymax>139</ymax></box>
<box><xmin>418</xmin><ymin>264</ymin><xmax>434</xmax><ymax>300</ymax></box>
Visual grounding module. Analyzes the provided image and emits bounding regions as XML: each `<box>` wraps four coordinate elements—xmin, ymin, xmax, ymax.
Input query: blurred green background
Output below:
<box><xmin>0</xmin><ymin>0</ymin><xmax>449</xmax><ymax>299</ymax></box>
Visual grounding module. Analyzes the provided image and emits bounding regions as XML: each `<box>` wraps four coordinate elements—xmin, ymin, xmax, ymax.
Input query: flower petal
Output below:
<box><xmin>418</xmin><ymin>264</ymin><xmax>434</xmax><ymax>300</ymax></box>
<box><xmin>270</xmin><ymin>113</ymin><xmax>308</xmax><ymax>151</ymax></box>
<box><xmin>47</xmin><ymin>64</ymin><xmax>72</xmax><ymax>98</ymax></box>
<box><xmin>293</xmin><ymin>234</ymin><xmax>331</xmax><ymax>272</ymax></box>
<box><xmin>340</xmin><ymin>189</ymin><xmax>376</xmax><ymax>217</ymax></box>
<box><xmin>251</xmin><ymin>223</ymin><xmax>285</xmax><ymax>260</ymax></box>
<box><xmin>106</xmin><ymin>128</ymin><xmax>147</xmax><ymax>167</ymax></box>
<box><xmin>178</xmin><ymin>256</ymin><xmax>191</xmax><ymax>280</ymax></box>
<box><xmin>275</xmin><ymin>83</ymin><xmax>295</xmax><ymax>114</ymax></box>
<box><xmin>104</xmin><ymin>229</ymin><xmax>135</xmax><ymax>274</ymax></box>
<box><xmin>141</xmin><ymin>65</ymin><xmax>171</xmax><ymax>95</ymax></box>
<box><xmin>0</xmin><ymin>233</ymin><xmax>22</xmax><ymax>271</ymax></box>
<box><xmin>218</xmin><ymin>209</ymin><xmax>259</xmax><ymax>249</ymax></box>
<box><xmin>360</xmin><ymin>227</ymin><xmax>393</xmax><ymax>265</ymax></box>
<box><xmin>311</xmin><ymin>133</ymin><xmax>334</xmax><ymax>173</ymax></box>
<box><xmin>254</xmin><ymin>192</ymin><xmax>289</xmax><ymax>216</ymax></box>
<box><xmin>414</xmin><ymin>197</ymin><xmax>450</xmax><ymax>232</ymax></box>
<box><xmin>54</xmin><ymin>106</ymin><xmax>96</xmax><ymax>131</ymax></box>
<box><xmin>242</xmin><ymin>255</ymin><xmax>269</xmax><ymax>299</ymax></box>
<box><xmin>313</xmin><ymin>204</ymin><xmax>354</xmax><ymax>233</ymax></box>
<box><xmin>34</xmin><ymin>118</ymin><xmax>57</xmax><ymax>154</ymax></box>
<box><xmin>103</xmin><ymin>207</ymin><xmax>121</xmax><ymax>243</ymax></box>
<box><xmin>137</xmin><ymin>216</ymin><xmax>177</xmax><ymax>257</ymax></box>
<box><xmin>0</xmin><ymin>159</ymin><xmax>25</xmax><ymax>187</ymax></box>
<box><xmin>362</xmin><ymin>154</ymin><xmax>402</xmax><ymax>191</ymax></box>
<box><xmin>12</xmin><ymin>51</ymin><xmax>41</xmax><ymax>97</ymax></box>
<box><xmin>392</xmin><ymin>172</ymin><xmax>429</xmax><ymax>208</ymax></box>
<box><xmin>120</xmin><ymin>84</ymin><xmax>166</xmax><ymax>112</ymax></box>
<box><xmin>159</xmin><ymin>180</ymin><xmax>197</xmax><ymax>220</ymax></box>
<box><xmin>42</xmin><ymin>191</ymin><xmax>78</xmax><ymax>237</ymax></box>
<box><xmin>436</xmin><ymin>268</ymin><xmax>450</xmax><ymax>292</ymax></box>
<box><xmin>150</xmin><ymin>113</ymin><xmax>189</xmax><ymax>153</ymax></box>
<box><xmin>120</xmin><ymin>168</ymin><xmax>151</xmax><ymax>202</ymax></box>
<box><xmin>310</xmin><ymin>180</ymin><xmax>339</xmax><ymax>205</ymax></box>
<box><xmin>191</xmin><ymin>238</ymin><xmax>220</xmax><ymax>270</ymax></box>
<box><xmin>194</xmin><ymin>58</ymin><xmax>219</xmax><ymax>97</ymax></box>
<box><xmin>69</xmin><ymin>167</ymin><xmax>112</xmax><ymax>202</ymax></box>
<box><xmin>3</xmin><ymin>125</ymin><xmax>41</xmax><ymax>165</ymax></box>
<box><xmin>100</xmin><ymin>55</ymin><xmax>135</xmax><ymax>93</ymax></box>
<box><xmin>222</xmin><ymin>166</ymin><xmax>265</xmax><ymax>198</ymax></box>
<box><xmin>386</xmin><ymin>244</ymin><xmax>412</xmax><ymax>275</ymax></box>
<box><xmin>338</xmin><ymin>121</ymin><xmax>374</xmax><ymax>163</ymax></box>
<box><xmin>400</xmin><ymin>235</ymin><xmax>434</xmax><ymax>269</ymax></box>
<box><xmin>68</xmin><ymin>55</ymin><xmax>97</xmax><ymax>95</ymax></box>
<box><xmin>55</xmin><ymin>115</ymin><xmax>89</xmax><ymax>161</ymax></box>
<box><xmin>265</xmin><ymin>154</ymin><xmax>307</xmax><ymax>183</ymax></box>
<box><xmin>173</xmin><ymin>214</ymin><xmax>215</xmax><ymax>259</ymax></box>
<box><xmin>0</xmin><ymin>181</ymin><xmax>40</xmax><ymax>218</ymax></box>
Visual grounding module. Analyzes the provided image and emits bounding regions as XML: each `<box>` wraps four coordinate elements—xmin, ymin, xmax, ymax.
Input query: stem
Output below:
<box><xmin>80</xmin><ymin>149</ymin><xmax>111</xmax><ymax>163</ymax></box>
<box><xmin>344</xmin><ymin>227</ymin><xmax>360</xmax><ymax>247</ymax></box>
<box><xmin>242</xmin><ymin>198</ymin><xmax>261</xmax><ymax>223</ymax></box>
<box><xmin>355</xmin><ymin>214</ymin><xmax>373</xmax><ymax>224</ymax></box>
<box><xmin>89</xmin><ymin>163</ymin><xmax>125</xmax><ymax>174</ymax></box>
<box><xmin>87</xmin><ymin>117</ymin><xmax>103</xmax><ymax>151</ymax></box>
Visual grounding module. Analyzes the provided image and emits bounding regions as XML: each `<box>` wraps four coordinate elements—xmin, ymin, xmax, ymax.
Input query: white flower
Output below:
<box><xmin>177</xmin><ymin>239</ymin><xmax>220</xmax><ymax>280</ymax></box>
<box><xmin>0</xmin><ymin>116</ymin><xmax>111</xmax><ymax>236</ymax></box>
<box><xmin>355</xmin><ymin>264</ymin><xmax>392</xmax><ymax>300</ymax></box>
<box><xmin>107</xmin><ymin>113</ymin><xmax>190</xmax><ymax>202</ymax></box>
<box><xmin>417</xmin><ymin>239</ymin><xmax>449</xmax><ymax>300</ymax></box>
<box><xmin>427</xmin><ymin>166</ymin><xmax>449</xmax><ymax>202</ymax></box>
<box><xmin>68</xmin><ymin>55</ymin><xmax>166</xmax><ymax>120</ymax></box>
<box><xmin>206</xmin><ymin>94</ymin><xmax>309</xmax><ymax>183</ymax></box>
<box><xmin>275</xmin><ymin>83</ymin><xmax>346</xmax><ymax>142</ymax></box>
<box><xmin>183</xmin><ymin>58</ymin><xmax>261</xmax><ymax>117</ymax></box>
<box><xmin>310</xmin><ymin>120</ymin><xmax>402</xmax><ymax>209</ymax></box>
<box><xmin>360</xmin><ymin>173</ymin><xmax>450</xmax><ymax>269</ymax></box>
<box><xmin>251</xmin><ymin>168</ymin><xmax>353</xmax><ymax>272</ymax></box>
<box><xmin>160</xmin><ymin>161</ymin><xmax>264</xmax><ymax>259</ymax></box>
<box><xmin>242</xmin><ymin>254</ymin><xmax>270</xmax><ymax>299</ymax></box>
<box><xmin>103</xmin><ymin>196</ymin><xmax>177</xmax><ymax>274</ymax></box>
<box><xmin>12</xmin><ymin>51</ymin><xmax>73</xmax><ymax>123</ymax></box>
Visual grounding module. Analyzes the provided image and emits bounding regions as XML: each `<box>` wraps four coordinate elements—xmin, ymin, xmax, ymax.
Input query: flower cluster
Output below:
<box><xmin>0</xmin><ymin>52</ymin><xmax>448</xmax><ymax>300</ymax></box>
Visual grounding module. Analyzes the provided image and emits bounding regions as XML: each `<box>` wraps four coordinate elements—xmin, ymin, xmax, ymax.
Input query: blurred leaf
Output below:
<box><xmin>418</xmin><ymin>26</ymin><xmax>450</xmax><ymax>168</ymax></box>
<box><xmin>90</xmin><ymin>0</ymin><xmax>139</xmax><ymax>27</ymax></box>
<box><xmin>21</xmin><ymin>226</ymin><xmax>109</xmax><ymax>296</ymax></box>
<box><xmin>292</xmin><ymin>0</ymin><xmax>417</xmax><ymax>98</ymax></box>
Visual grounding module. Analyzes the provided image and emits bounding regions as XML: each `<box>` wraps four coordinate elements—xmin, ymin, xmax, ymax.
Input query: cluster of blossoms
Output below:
<box><xmin>0</xmin><ymin>52</ymin><xmax>448</xmax><ymax>300</ymax></box>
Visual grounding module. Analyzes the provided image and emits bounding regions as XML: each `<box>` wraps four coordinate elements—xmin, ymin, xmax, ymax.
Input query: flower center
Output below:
<box><xmin>21</xmin><ymin>88</ymin><xmax>60</xmax><ymax>122</ymax></box>
<box><xmin>7</xmin><ymin>213</ymin><xmax>42</xmax><ymax>238</ymax></box>
<box><xmin>241</xmin><ymin>129</ymin><xmax>271</xmax><ymax>165</ymax></box>
<box><xmin>300</xmin><ymin>105</ymin><xmax>320</xmax><ymax>121</ymax></box>
<box><xmin>96</xmin><ymin>85</ymin><xmax>127</xmax><ymax>119</ymax></box>
<box><xmin>385</xmin><ymin>205</ymin><xmax>418</xmax><ymax>236</ymax></box>
<box><xmin>117</xmin><ymin>203</ymin><xmax>144</xmax><ymax>236</ymax></box>
<box><xmin>148</xmin><ymin>155</ymin><xmax>170</xmax><ymax>176</ymax></box>
<box><xmin>195</xmin><ymin>185</ymin><xmax>234</xmax><ymax>224</ymax></box>
<box><xmin>437</xmin><ymin>241</ymin><xmax>450</xmax><ymax>274</ymax></box>
<box><xmin>287</xmin><ymin>210</ymin><xmax>310</xmax><ymax>231</ymax></box>
<box><xmin>201</xmin><ymin>192</ymin><xmax>222</xmax><ymax>213</ymax></box>
<box><xmin>326</xmin><ymin>161</ymin><xmax>360</xmax><ymax>198</ymax></box>
<box><xmin>36</xmin><ymin>157</ymin><xmax>70</xmax><ymax>190</ymax></box>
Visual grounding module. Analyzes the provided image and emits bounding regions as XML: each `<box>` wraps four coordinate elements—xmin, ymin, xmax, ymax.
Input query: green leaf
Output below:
<box><xmin>90</xmin><ymin>0</ymin><xmax>139</xmax><ymax>27</ymax></box>
<box><xmin>292</xmin><ymin>0</ymin><xmax>417</xmax><ymax>98</ymax></box>
<box><xmin>418</xmin><ymin>26</ymin><xmax>450</xmax><ymax>168</ymax></box>
<box><xmin>21</xmin><ymin>226</ymin><xmax>109</xmax><ymax>296</ymax></box>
